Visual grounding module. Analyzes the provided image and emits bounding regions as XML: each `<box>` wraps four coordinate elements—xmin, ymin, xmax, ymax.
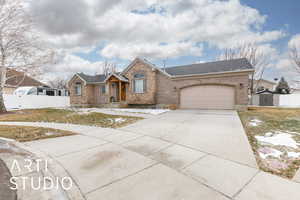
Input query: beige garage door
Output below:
<box><xmin>180</xmin><ymin>85</ymin><xmax>235</xmax><ymax>109</ymax></box>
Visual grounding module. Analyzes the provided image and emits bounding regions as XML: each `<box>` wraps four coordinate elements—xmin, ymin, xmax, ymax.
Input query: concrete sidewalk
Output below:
<box><xmin>1</xmin><ymin>110</ymin><xmax>300</xmax><ymax>200</ymax></box>
<box><xmin>0</xmin><ymin>158</ymin><xmax>17</xmax><ymax>200</ymax></box>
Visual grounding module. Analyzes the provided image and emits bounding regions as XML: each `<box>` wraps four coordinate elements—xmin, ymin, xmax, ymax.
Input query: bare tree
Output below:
<box><xmin>101</xmin><ymin>61</ymin><xmax>116</xmax><ymax>77</ymax></box>
<box><xmin>290</xmin><ymin>45</ymin><xmax>300</xmax><ymax>73</ymax></box>
<box><xmin>48</xmin><ymin>77</ymin><xmax>68</xmax><ymax>89</ymax></box>
<box><xmin>0</xmin><ymin>0</ymin><xmax>53</xmax><ymax>113</ymax></box>
<box><xmin>219</xmin><ymin>43</ymin><xmax>268</xmax><ymax>94</ymax></box>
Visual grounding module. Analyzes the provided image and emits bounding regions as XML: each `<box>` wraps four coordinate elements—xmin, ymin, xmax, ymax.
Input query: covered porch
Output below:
<box><xmin>105</xmin><ymin>73</ymin><xmax>128</xmax><ymax>103</ymax></box>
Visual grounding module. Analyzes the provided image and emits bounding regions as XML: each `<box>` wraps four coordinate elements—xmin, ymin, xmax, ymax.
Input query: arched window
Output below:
<box><xmin>134</xmin><ymin>74</ymin><xmax>145</xmax><ymax>79</ymax></box>
<box><xmin>133</xmin><ymin>73</ymin><xmax>146</xmax><ymax>93</ymax></box>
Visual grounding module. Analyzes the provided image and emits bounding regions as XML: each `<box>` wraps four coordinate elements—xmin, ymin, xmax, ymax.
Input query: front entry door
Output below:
<box><xmin>121</xmin><ymin>83</ymin><xmax>126</xmax><ymax>101</ymax></box>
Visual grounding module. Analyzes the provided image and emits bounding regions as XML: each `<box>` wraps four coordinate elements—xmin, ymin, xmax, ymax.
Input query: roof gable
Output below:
<box><xmin>122</xmin><ymin>57</ymin><xmax>170</xmax><ymax>77</ymax></box>
<box><xmin>76</xmin><ymin>73</ymin><xmax>106</xmax><ymax>83</ymax></box>
<box><xmin>104</xmin><ymin>73</ymin><xmax>128</xmax><ymax>82</ymax></box>
<box><xmin>5</xmin><ymin>69</ymin><xmax>48</xmax><ymax>87</ymax></box>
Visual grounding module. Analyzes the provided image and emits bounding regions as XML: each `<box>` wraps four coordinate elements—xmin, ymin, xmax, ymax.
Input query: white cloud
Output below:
<box><xmin>101</xmin><ymin>42</ymin><xmax>203</xmax><ymax>60</ymax></box>
<box><xmin>289</xmin><ymin>34</ymin><xmax>300</xmax><ymax>49</ymax></box>
<box><xmin>275</xmin><ymin>58</ymin><xmax>293</xmax><ymax>70</ymax></box>
<box><xmin>25</xmin><ymin>0</ymin><xmax>292</xmax><ymax>82</ymax></box>
<box><xmin>29</xmin><ymin>0</ymin><xmax>285</xmax><ymax>60</ymax></box>
<box><xmin>41</xmin><ymin>52</ymin><xmax>103</xmax><ymax>82</ymax></box>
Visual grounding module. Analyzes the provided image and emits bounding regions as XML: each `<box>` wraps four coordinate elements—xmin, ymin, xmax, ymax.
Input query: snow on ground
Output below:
<box><xmin>258</xmin><ymin>147</ymin><xmax>283</xmax><ymax>159</ymax></box>
<box><xmin>98</xmin><ymin>108</ymin><xmax>170</xmax><ymax>115</ymax></box>
<box><xmin>76</xmin><ymin>111</ymin><xmax>91</xmax><ymax>115</ymax></box>
<box><xmin>255</xmin><ymin>132</ymin><xmax>300</xmax><ymax>149</ymax></box>
<box><xmin>71</xmin><ymin>108</ymin><xmax>170</xmax><ymax>115</ymax></box>
<box><xmin>45</xmin><ymin>132</ymin><xmax>60</xmax><ymax>136</ymax></box>
<box><xmin>107</xmin><ymin>118</ymin><xmax>127</xmax><ymax>124</ymax></box>
<box><xmin>114</xmin><ymin>118</ymin><xmax>126</xmax><ymax>123</ymax></box>
<box><xmin>249</xmin><ymin>119</ymin><xmax>262</xmax><ymax>127</ymax></box>
<box><xmin>287</xmin><ymin>152</ymin><xmax>300</xmax><ymax>158</ymax></box>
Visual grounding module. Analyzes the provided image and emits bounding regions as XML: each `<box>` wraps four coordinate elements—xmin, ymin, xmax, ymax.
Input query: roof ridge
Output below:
<box><xmin>166</xmin><ymin>58</ymin><xmax>248</xmax><ymax>69</ymax></box>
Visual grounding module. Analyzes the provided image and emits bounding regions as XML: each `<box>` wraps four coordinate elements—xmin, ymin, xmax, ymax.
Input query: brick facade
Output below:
<box><xmin>69</xmin><ymin>76</ymin><xmax>96</xmax><ymax>106</ymax></box>
<box><xmin>156</xmin><ymin>71</ymin><xmax>250</xmax><ymax>107</ymax></box>
<box><xmin>124</xmin><ymin>59</ymin><xmax>157</xmax><ymax>104</ymax></box>
<box><xmin>94</xmin><ymin>84</ymin><xmax>109</xmax><ymax>104</ymax></box>
<box><xmin>69</xmin><ymin>59</ymin><xmax>252</xmax><ymax>109</ymax></box>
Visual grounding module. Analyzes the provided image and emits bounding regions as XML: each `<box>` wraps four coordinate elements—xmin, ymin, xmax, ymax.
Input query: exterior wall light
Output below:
<box><xmin>240</xmin><ymin>83</ymin><xmax>244</xmax><ymax>89</ymax></box>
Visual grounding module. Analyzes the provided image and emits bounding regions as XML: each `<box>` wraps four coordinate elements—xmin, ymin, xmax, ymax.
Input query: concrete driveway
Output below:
<box><xmin>1</xmin><ymin>110</ymin><xmax>300</xmax><ymax>200</ymax></box>
<box><xmin>121</xmin><ymin>110</ymin><xmax>257</xmax><ymax>168</ymax></box>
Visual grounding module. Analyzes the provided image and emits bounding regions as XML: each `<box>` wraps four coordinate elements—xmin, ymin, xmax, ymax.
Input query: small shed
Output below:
<box><xmin>252</xmin><ymin>89</ymin><xmax>275</xmax><ymax>106</ymax></box>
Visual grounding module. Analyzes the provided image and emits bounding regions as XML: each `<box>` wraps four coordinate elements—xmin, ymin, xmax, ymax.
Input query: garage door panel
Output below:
<box><xmin>180</xmin><ymin>85</ymin><xmax>235</xmax><ymax>109</ymax></box>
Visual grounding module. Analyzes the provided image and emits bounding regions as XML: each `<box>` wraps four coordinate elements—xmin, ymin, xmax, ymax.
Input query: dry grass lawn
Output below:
<box><xmin>0</xmin><ymin>125</ymin><xmax>75</xmax><ymax>142</ymax></box>
<box><xmin>0</xmin><ymin>108</ymin><xmax>142</xmax><ymax>128</ymax></box>
<box><xmin>239</xmin><ymin>107</ymin><xmax>300</xmax><ymax>179</ymax></box>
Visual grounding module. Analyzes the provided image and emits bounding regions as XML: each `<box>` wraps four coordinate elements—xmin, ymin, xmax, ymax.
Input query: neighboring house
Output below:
<box><xmin>4</xmin><ymin>69</ymin><xmax>48</xmax><ymax>94</ymax></box>
<box><xmin>68</xmin><ymin>57</ymin><xmax>254</xmax><ymax>110</ymax></box>
<box><xmin>253</xmin><ymin>79</ymin><xmax>277</xmax><ymax>92</ymax></box>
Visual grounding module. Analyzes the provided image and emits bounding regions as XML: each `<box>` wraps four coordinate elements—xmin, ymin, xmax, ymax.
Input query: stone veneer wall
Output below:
<box><xmin>69</xmin><ymin>76</ymin><xmax>96</xmax><ymax>106</ymax></box>
<box><xmin>155</xmin><ymin>71</ymin><xmax>250</xmax><ymax>107</ymax></box>
<box><xmin>124</xmin><ymin>60</ymin><xmax>157</xmax><ymax>104</ymax></box>
<box><xmin>94</xmin><ymin>84</ymin><xmax>109</xmax><ymax>104</ymax></box>
<box><xmin>70</xmin><ymin>63</ymin><xmax>251</xmax><ymax>109</ymax></box>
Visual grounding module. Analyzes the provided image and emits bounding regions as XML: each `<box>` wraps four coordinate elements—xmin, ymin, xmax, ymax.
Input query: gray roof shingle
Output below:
<box><xmin>77</xmin><ymin>72</ymin><xmax>128</xmax><ymax>83</ymax></box>
<box><xmin>165</xmin><ymin>58</ymin><xmax>253</xmax><ymax>76</ymax></box>
<box><xmin>77</xmin><ymin>73</ymin><xmax>106</xmax><ymax>83</ymax></box>
<box><xmin>76</xmin><ymin>58</ymin><xmax>253</xmax><ymax>83</ymax></box>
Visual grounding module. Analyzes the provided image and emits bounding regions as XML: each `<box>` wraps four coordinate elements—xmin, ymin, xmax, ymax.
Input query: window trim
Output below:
<box><xmin>75</xmin><ymin>83</ymin><xmax>82</xmax><ymax>96</ymax></box>
<box><xmin>101</xmin><ymin>85</ymin><xmax>106</xmax><ymax>94</ymax></box>
<box><xmin>133</xmin><ymin>73</ymin><xmax>146</xmax><ymax>94</ymax></box>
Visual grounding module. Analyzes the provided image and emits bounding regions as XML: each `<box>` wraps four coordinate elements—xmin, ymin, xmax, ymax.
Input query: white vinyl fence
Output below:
<box><xmin>4</xmin><ymin>94</ymin><xmax>70</xmax><ymax>110</ymax></box>
<box><xmin>278</xmin><ymin>94</ymin><xmax>300</xmax><ymax>107</ymax></box>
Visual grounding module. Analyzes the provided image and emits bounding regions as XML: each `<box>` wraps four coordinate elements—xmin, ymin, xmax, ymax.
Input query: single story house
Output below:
<box><xmin>68</xmin><ymin>57</ymin><xmax>254</xmax><ymax>110</ymax></box>
<box><xmin>4</xmin><ymin>69</ymin><xmax>48</xmax><ymax>94</ymax></box>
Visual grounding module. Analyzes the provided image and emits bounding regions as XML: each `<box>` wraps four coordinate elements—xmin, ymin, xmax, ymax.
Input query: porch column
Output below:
<box><xmin>119</xmin><ymin>81</ymin><xmax>122</xmax><ymax>102</ymax></box>
<box><xmin>108</xmin><ymin>83</ymin><xmax>111</xmax><ymax>102</ymax></box>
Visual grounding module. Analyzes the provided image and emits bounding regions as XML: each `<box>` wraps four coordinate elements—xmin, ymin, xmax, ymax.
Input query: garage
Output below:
<box><xmin>180</xmin><ymin>85</ymin><xmax>235</xmax><ymax>109</ymax></box>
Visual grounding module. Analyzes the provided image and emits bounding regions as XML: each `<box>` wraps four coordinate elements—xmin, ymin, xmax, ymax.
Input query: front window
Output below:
<box><xmin>134</xmin><ymin>79</ymin><xmax>144</xmax><ymax>93</ymax></box>
<box><xmin>75</xmin><ymin>83</ymin><xmax>82</xmax><ymax>95</ymax></box>
<box><xmin>101</xmin><ymin>85</ymin><xmax>106</xmax><ymax>94</ymax></box>
<box><xmin>133</xmin><ymin>73</ymin><xmax>145</xmax><ymax>93</ymax></box>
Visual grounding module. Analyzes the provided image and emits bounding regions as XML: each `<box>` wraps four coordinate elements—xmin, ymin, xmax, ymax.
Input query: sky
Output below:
<box><xmin>27</xmin><ymin>0</ymin><xmax>300</xmax><ymax>87</ymax></box>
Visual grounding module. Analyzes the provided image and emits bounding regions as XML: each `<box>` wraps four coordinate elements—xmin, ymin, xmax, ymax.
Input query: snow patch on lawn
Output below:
<box><xmin>255</xmin><ymin>132</ymin><xmax>300</xmax><ymax>149</ymax></box>
<box><xmin>249</xmin><ymin>119</ymin><xmax>262</xmax><ymax>127</ymax></box>
<box><xmin>258</xmin><ymin>147</ymin><xmax>283</xmax><ymax>159</ymax></box>
<box><xmin>107</xmin><ymin>118</ymin><xmax>127</xmax><ymax>124</ymax></box>
<box><xmin>114</xmin><ymin>118</ymin><xmax>126</xmax><ymax>123</ymax></box>
<box><xmin>76</xmin><ymin>111</ymin><xmax>91</xmax><ymax>115</ymax></box>
<box><xmin>73</xmin><ymin>108</ymin><xmax>170</xmax><ymax>115</ymax></box>
<box><xmin>105</xmin><ymin>108</ymin><xmax>170</xmax><ymax>115</ymax></box>
<box><xmin>45</xmin><ymin>132</ymin><xmax>60</xmax><ymax>136</ymax></box>
<box><xmin>287</xmin><ymin>152</ymin><xmax>300</xmax><ymax>158</ymax></box>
